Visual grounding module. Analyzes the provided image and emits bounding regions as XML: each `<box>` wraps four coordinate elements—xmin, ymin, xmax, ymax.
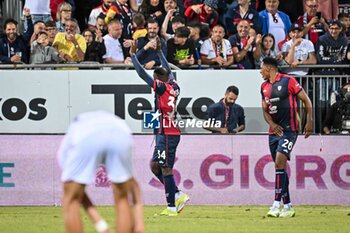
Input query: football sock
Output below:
<box><xmin>155</xmin><ymin>172</ymin><xmax>179</xmax><ymax>193</ymax></box>
<box><xmin>164</xmin><ymin>175</ymin><xmax>176</xmax><ymax>207</ymax></box>
<box><xmin>282</xmin><ymin>172</ymin><xmax>291</xmax><ymax>205</ymax></box>
<box><xmin>274</xmin><ymin>169</ymin><xmax>286</xmax><ymax>203</ymax></box>
<box><xmin>155</xmin><ymin>172</ymin><xmax>164</xmax><ymax>184</ymax></box>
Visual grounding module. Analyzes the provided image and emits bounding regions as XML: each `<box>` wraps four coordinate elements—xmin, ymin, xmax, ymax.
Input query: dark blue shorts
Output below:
<box><xmin>152</xmin><ymin>134</ymin><xmax>180</xmax><ymax>168</ymax></box>
<box><xmin>269</xmin><ymin>132</ymin><xmax>298</xmax><ymax>161</ymax></box>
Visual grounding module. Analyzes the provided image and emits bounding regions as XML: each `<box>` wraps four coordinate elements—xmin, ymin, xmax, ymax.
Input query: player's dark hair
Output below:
<box><xmin>4</xmin><ymin>18</ymin><xmax>18</xmax><ymax>30</ymax></box>
<box><xmin>154</xmin><ymin>67</ymin><xmax>169</xmax><ymax>81</ymax></box>
<box><xmin>226</xmin><ymin>85</ymin><xmax>239</xmax><ymax>96</ymax></box>
<box><xmin>262</xmin><ymin>57</ymin><xmax>278</xmax><ymax>68</ymax></box>
<box><xmin>175</xmin><ymin>26</ymin><xmax>190</xmax><ymax>38</ymax></box>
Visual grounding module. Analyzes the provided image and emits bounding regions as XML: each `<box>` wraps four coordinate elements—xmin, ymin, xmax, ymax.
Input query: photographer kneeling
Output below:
<box><xmin>323</xmin><ymin>83</ymin><xmax>350</xmax><ymax>134</ymax></box>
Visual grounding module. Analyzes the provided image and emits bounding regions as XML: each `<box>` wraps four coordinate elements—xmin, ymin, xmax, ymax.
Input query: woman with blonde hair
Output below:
<box><xmin>56</xmin><ymin>2</ymin><xmax>72</xmax><ymax>32</ymax></box>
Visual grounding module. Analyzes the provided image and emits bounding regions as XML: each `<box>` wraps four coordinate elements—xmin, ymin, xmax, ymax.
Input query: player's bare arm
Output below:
<box><xmin>297</xmin><ymin>89</ymin><xmax>313</xmax><ymax>138</ymax></box>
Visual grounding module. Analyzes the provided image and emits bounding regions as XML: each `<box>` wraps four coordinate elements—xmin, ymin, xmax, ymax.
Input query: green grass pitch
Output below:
<box><xmin>0</xmin><ymin>206</ymin><xmax>349</xmax><ymax>233</ymax></box>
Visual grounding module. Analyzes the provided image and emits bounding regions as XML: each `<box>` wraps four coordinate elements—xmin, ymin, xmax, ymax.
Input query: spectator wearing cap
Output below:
<box><xmin>166</xmin><ymin>26</ymin><xmax>196</xmax><ymax>66</ymax></box>
<box><xmin>259</xmin><ymin>0</ymin><xmax>292</xmax><ymax>50</ymax></box>
<box><xmin>281</xmin><ymin>24</ymin><xmax>316</xmax><ymax>76</ymax></box>
<box><xmin>184</xmin><ymin>0</ymin><xmax>219</xmax><ymax>29</ymax></box>
<box><xmin>225</xmin><ymin>0</ymin><xmax>261</xmax><ymax>36</ymax></box>
<box><xmin>315</xmin><ymin>20</ymin><xmax>348</xmax><ymax>73</ymax></box>
<box><xmin>295</xmin><ymin>0</ymin><xmax>328</xmax><ymax>46</ymax></box>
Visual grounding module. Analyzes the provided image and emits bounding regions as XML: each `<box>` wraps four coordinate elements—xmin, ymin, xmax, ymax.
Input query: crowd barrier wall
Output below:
<box><xmin>0</xmin><ymin>69</ymin><xmax>267</xmax><ymax>134</ymax></box>
<box><xmin>0</xmin><ymin>135</ymin><xmax>349</xmax><ymax>206</ymax></box>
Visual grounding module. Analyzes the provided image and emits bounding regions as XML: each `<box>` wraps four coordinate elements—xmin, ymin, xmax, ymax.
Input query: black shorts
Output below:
<box><xmin>152</xmin><ymin>134</ymin><xmax>180</xmax><ymax>168</ymax></box>
<box><xmin>269</xmin><ymin>132</ymin><xmax>298</xmax><ymax>161</ymax></box>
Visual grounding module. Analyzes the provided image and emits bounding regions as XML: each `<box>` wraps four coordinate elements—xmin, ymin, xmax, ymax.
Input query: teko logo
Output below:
<box><xmin>0</xmin><ymin>98</ymin><xmax>47</xmax><ymax>121</ymax></box>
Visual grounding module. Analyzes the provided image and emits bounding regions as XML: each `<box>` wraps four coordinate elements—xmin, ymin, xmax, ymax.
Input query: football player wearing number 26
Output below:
<box><xmin>260</xmin><ymin>57</ymin><xmax>313</xmax><ymax>218</ymax></box>
<box><xmin>130</xmin><ymin>38</ymin><xmax>189</xmax><ymax>216</ymax></box>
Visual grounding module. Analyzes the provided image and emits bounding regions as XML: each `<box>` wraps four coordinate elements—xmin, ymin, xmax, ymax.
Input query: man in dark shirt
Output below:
<box><xmin>166</xmin><ymin>26</ymin><xmax>196</xmax><ymax>66</ymax></box>
<box><xmin>136</xmin><ymin>18</ymin><xmax>167</xmax><ymax>69</ymax></box>
<box><xmin>205</xmin><ymin>85</ymin><xmax>245</xmax><ymax>134</ymax></box>
<box><xmin>0</xmin><ymin>8</ymin><xmax>33</xmax><ymax>64</ymax></box>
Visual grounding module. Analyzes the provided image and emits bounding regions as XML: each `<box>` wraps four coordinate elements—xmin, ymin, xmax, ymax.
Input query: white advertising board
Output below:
<box><xmin>0</xmin><ymin>70</ymin><xmax>266</xmax><ymax>133</ymax></box>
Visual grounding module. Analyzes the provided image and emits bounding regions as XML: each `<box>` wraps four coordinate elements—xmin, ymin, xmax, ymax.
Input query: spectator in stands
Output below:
<box><xmin>53</xmin><ymin>18</ymin><xmax>86</xmax><ymax>62</ymax></box>
<box><xmin>159</xmin><ymin>0</ymin><xmax>181</xmax><ymax>36</ymax></box>
<box><xmin>184</xmin><ymin>0</ymin><xmax>219</xmax><ymax>29</ymax></box>
<box><xmin>0</xmin><ymin>8</ymin><xmax>33</xmax><ymax>64</ymax></box>
<box><xmin>56</xmin><ymin>2</ymin><xmax>73</xmax><ymax>32</ymax></box>
<box><xmin>338</xmin><ymin>13</ymin><xmax>350</xmax><ymax>43</ymax></box>
<box><xmin>316</xmin><ymin>20</ymin><xmax>348</xmax><ymax>74</ymax></box>
<box><xmin>187</xmin><ymin>20</ymin><xmax>203</xmax><ymax>64</ymax></box>
<box><xmin>204</xmin><ymin>85</ymin><xmax>246</xmax><ymax>134</ymax></box>
<box><xmin>138</xmin><ymin>0</ymin><xmax>165</xmax><ymax>22</ymax></box>
<box><xmin>136</xmin><ymin>18</ymin><xmax>167</xmax><ymax>69</ymax></box>
<box><xmin>45</xmin><ymin>20</ymin><xmax>58</xmax><ymax>46</ymax></box>
<box><xmin>225</xmin><ymin>0</ymin><xmax>261</xmax><ymax>36</ymax></box>
<box><xmin>229</xmin><ymin>19</ymin><xmax>262</xmax><ymax>69</ymax></box>
<box><xmin>281</xmin><ymin>24</ymin><xmax>316</xmax><ymax>76</ymax></box>
<box><xmin>105</xmin><ymin>0</ymin><xmax>133</xmax><ymax>39</ymax></box>
<box><xmin>24</xmin><ymin>0</ymin><xmax>52</xmax><ymax>23</ymax></box>
<box><xmin>30</xmin><ymin>20</ymin><xmax>46</xmax><ymax>44</ymax></box>
<box><xmin>255</xmin><ymin>33</ymin><xmax>283</xmax><ymax>68</ymax></box>
<box><xmin>88</xmin><ymin>0</ymin><xmax>115</xmax><ymax>28</ymax></box>
<box><xmin>295</xmin><ymin>0</ymin><xmax>328</xmax><ymax>46</ymax></box>
<box><xmin>166</xmin><ymin>26</ymin><xmax>196</xmax><ymax>66</ymax></box>
<box><xmin>132</xmin><ymin>13</ymin><xmax>148</xmax><ymax>40</ymax></box>
<box><xmin>200</xmin><ymin>24</ymin><xmax>234</xmax><ymax>68</ymax></box>
<box><xmin>30</xmin><ymin>31</ymin><xmax>60</xmax><ymax>64</ymax></box>
<box><xmin>83</xmin><ymin>28</ymin><xmax>106</xmax><ymax>63</ymax></box>
<box><xmin>94</xmin><ymin>14</ymin><xmax>108</xmax><ymax>41</ymax></box>
<box><xmin>103</xmin><ymin>20</ymin><xmax>131</xmax><ymax>64</ymax></box>
<box><xmin>259</xmin><ymin>0</ymin><xmax>292</xmax><ymax>50</ymax></box>
<box><xmin>161</xmin><ymin>11</ymin><xmax>186</xmax><ymax>41</ymax></box>
<box><xmin>323</xmin><ymin>83</ymin><xmax>350</xmax><ymax>134</ymax></box>
<box><xmin>257</xmin><ymin>0</ymin><xmax>303</xmax><ymax>23</ymax></box>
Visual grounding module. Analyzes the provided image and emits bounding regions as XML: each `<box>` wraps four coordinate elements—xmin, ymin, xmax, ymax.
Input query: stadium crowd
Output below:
<box><xmin>0</xmin><ymin>0</ymin><xmax>349</xmax><ymax>71</ymax></box>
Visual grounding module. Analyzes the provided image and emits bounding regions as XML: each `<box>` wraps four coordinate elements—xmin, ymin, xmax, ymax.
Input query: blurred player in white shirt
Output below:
<box><xmin>58</xmin><ymin>111</ymin><xmax>144</xmax><ymax>233</ymax></box>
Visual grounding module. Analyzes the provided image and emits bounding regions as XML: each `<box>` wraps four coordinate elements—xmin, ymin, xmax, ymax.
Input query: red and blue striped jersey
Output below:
<box><xmin>154</xmin><ymin>79</ymin><xmax>181</xmax><ymax>135</ymax></box>
<box><xmin>261</xmin><ymin>73</ymin><xmax>303</xmax><ymax>134</ymax></box>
